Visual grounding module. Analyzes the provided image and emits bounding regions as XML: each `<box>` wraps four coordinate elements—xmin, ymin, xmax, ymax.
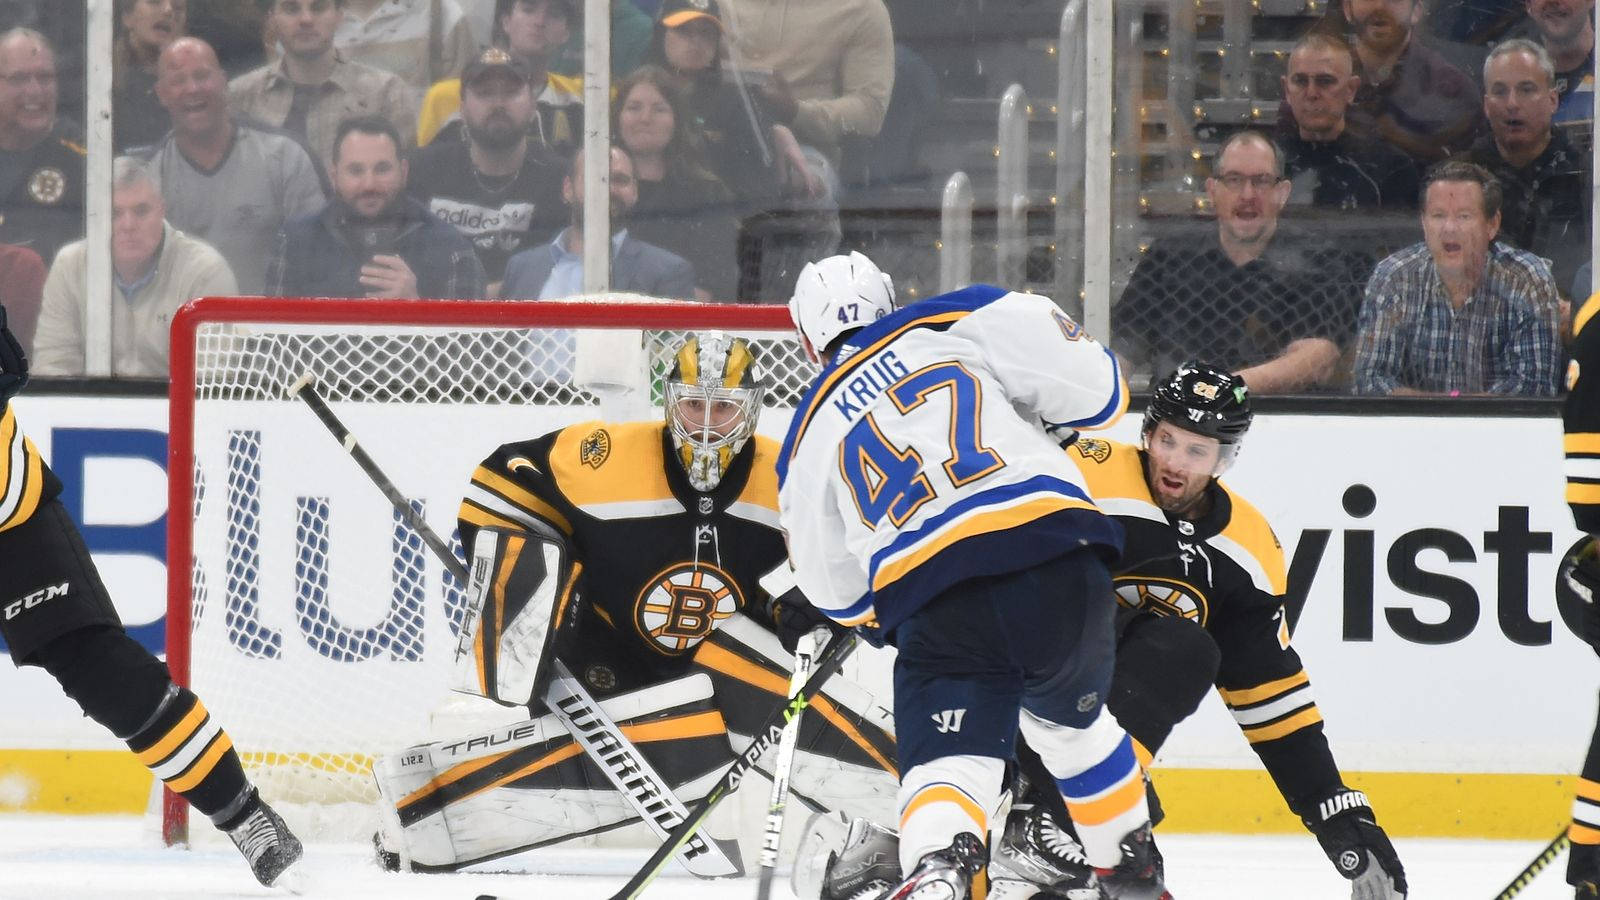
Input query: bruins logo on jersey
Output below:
<box><xmin>635</xmin><ymin>562</ymin><xmax>743</xmax><ymax>654</ymax></box>
<box><xmin>28</xmin><ymin>167</ymin><xmax>64</xmax><ymax>205</ymax></box>
<box><xmin>1072</xmin><ymin>437</ymin><xmax>1113</xmax><ymax>464</ymax></box>
<box><xmin>580</xmin><ymin>428</ymin><xmax>611</xmax><ymax>469</ymax></box>
<box><xmin>1114</xmin><ymin>577</ymin><xmax>1209</xmax><ymax>626</ymax></box>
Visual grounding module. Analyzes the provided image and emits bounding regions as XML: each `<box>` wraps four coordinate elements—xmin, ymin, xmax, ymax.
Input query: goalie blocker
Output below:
<box><xmin>375</xmin><ymin>614</ymin><xmax>898</xmax><ymax>870</ymax></box>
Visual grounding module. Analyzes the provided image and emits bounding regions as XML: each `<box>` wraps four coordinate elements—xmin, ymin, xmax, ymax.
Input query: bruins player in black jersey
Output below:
<box><xmin>372</xmin><ymin>333</ymin><xmax>897</xmax><ymax>872</ymax></box>
<box><xmin>0</xmin><ymin>309</ymin><xmax>302</xmax><ymax>887</ymax></box>
<box><xmin>1559</xmin><ymin>295</ymin><xmax>1600</xmax><ymax>898</ymax></box>
<box><xmin>979</xmin><ymin>362</ymin><xmax>1405</xmax><ymax>900</ymax></box>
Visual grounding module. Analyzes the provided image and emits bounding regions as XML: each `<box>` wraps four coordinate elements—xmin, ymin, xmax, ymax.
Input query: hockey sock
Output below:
<box><xmin>1572</xmin><ymin>698</ymin><xmax>1600</xmax><ymax>876</ymax></box>
<box><xmin>896</xmin><ymin>755</ymin><xmax>1003</xmax><ymax>874</ymax></box>
<box><xmin>1018</xmin><ymin>707</ymin><xmax>1148</xmax><ymax>869</ymax></box>
<box><xmin>34</xmin><ymin>625</ymin><xmax>255</xmax><ymax>828</ymax></box>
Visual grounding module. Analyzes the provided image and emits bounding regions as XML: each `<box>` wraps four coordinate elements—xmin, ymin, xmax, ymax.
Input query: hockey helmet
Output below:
<box><xmin>788</xmin><ymin>251</ymin><xmax>896</xmax><ymax>363</ymax></box>
<box><xmin>1141</xmin><ymin>361</ymin><xmax>1253</xmax><ymax>470</ymax></box>
<box><xmin>665</xmin><ymin>332</ymin><xmax>766</xmax><ymax>492</ymax></box>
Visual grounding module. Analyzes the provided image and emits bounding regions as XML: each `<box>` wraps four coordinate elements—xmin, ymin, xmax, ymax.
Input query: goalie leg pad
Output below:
<box><xmin>1110</xmin><ymin>613</ymin><xmax>1221</xmax><ymax>754</ymax></box>
<box><xmin>693</xmin><ymin>614</ymin><xmax>899</xmax><ymax>824</ymax></box>
<box><xmin>374</xmin><ymin>672</ymin><xmax>732</xmax><ymax>870</ymax></box>
<box><xmin>451</xmin><ymin>527</ymin><xmax>577</xmax><ymax>705</ymax></box>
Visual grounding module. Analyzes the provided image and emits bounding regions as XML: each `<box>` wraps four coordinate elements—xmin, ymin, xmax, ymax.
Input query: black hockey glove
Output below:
<box><xmin>1302</xmin><ymin>789</ymin><xmax>1407</xmax><ymax>899</ymax></box>
<box><xmin>0</xmin><ymin>306</ymin><xmax>28</xmax><ymax>407</ymax></box>
<box><xmin>1562</xmin><ymin>538</ymin><xmax>1600</xmax><ymax>657</ymax></box>
<box><xmin>764</xmin><ymin>586</ymin><xmax>843</xmax><ymax>653</ymax></box>
<box><xmin>1573</xmin><ymin>838</ymin><xmax>1600</xmax><ymax>897</ymax></box>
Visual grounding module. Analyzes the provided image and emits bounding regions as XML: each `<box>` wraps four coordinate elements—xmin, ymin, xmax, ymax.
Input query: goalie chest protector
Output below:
<box><xmin>459</xmin><ymin>420</ymin><xmax>788</xmax><ymax>694</ymax></box>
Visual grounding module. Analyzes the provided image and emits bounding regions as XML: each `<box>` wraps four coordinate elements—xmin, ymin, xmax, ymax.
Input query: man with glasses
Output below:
<box><xmin>1278</xmin><ymin>32</ymin><xmax>1418</xmax><ymax>212</ymax></box>
<box><xmin>0</xmin><ymin>28</ymin><xmax>81</xmax><ymax>268</ymax></box>
<box><xmin>1112</xmin><ymin>130</ymin><xmax>1369</xmax><ymax>393</ymax></box>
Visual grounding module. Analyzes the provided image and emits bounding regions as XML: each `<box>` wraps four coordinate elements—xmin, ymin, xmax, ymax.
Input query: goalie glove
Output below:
<box><xmin>1562</xmin><ymin>538</ymin><xmax>1600</xmax><ymax>657</ymax></box>
<box><xmin>1302</xmin><ymin>789</ymin><xmax>1407</xmax><ymax>899</ymax></box>
<box><xmin>0</xmin><ymin>306</ymin><xmax>28</xmax><ymax>408</ymax></box>
<box><xmin>758</xmin><ymin>561</ymin><xmax>844</xmax><ymax>653</ymax></box>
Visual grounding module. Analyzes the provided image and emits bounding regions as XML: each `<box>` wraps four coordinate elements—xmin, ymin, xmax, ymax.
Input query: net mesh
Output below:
<box><xmin>175</xmin><ymin>300</ymin><xmax>814</xmax><ymax>844</ymax></box>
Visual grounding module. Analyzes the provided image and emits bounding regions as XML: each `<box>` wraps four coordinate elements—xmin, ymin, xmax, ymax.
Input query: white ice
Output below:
<box><xmin>0</xmin><ymin>814</ymin><xmax>1575</xmax><ymax>899</ymax></box>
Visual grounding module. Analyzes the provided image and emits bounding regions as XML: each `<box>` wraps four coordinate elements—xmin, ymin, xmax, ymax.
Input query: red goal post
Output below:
<box><xmin>163</xmin><ymin>296</ymin><xmax>807</xmax><ymax>846</ymax></box>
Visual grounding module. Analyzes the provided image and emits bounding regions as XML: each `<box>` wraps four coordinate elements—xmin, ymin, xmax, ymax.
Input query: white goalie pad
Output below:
<box><xmin>451</xmin><ymin>527</ymin><xmax>571</xmax><ymax>705</ymax></box>
<box><xmin>374</xmin><ymin>673</ymin><xmax>731</xmax><ymax>871</ymax></box>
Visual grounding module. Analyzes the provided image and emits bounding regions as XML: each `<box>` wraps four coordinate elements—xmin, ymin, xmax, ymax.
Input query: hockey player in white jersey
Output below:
<box><xmin>779</xmin><ymin>252</ymin><xmax>1157</xmax><ymax>900</ymax></box>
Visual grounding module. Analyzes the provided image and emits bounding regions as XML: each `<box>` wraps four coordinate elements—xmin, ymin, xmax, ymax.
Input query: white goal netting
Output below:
<box><xmin>166</xmin><ymin>297</ymin><xmax>813</xmax><ymax>846</ymax></box>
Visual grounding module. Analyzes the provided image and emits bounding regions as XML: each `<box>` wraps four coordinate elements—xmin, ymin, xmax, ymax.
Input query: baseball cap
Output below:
<box><xmin>461</xmin><ymin>47</ymin><xmax>533</xmax><ymax>88</ymax></box>
<box><xmin>660</xmin><ymin>0</ymin><xmax>722</xmax><ymax>29</ymax></box>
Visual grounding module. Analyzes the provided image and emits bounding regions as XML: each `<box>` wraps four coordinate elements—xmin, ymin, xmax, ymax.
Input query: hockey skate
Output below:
<box><xmin>989</xmin><ymin>803</ymin><xmax>1103</xmax><ymax>900</ymax></box>
<box><xmin>793</xmin><ymin>812</ymin><xmax>903</xmax><ymax>900</ymax></box>
<box><xmin>1095</xmin><ymin>823</ymin><xmax>1171</xmax><ymax>900</ymax></box>
<box><xmin>225</xmin><ymin>797</ymin><xmax>305</xmax><ymax>889</ymax></box>
<box><xmin>880</xmin><ymin>832</ymin><xmax>988</xmax><ymax>900</ymax></box>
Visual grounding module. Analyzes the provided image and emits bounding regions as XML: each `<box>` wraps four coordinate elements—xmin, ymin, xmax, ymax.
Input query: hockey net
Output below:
<box><xmin>164</xmin><ymin>296</ymin><xmax>812</xmax><ymax>847</ymax></box>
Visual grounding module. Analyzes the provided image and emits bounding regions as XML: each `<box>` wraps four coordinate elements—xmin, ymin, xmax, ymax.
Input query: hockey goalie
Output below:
<box><xmin>370</xmin><ymin>332</ymin><xmax>898</xmax><ymax>872</ymax></box>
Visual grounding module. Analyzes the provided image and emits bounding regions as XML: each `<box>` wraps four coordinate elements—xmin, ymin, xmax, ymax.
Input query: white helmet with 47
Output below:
<box><xmin>789</xmin><ymin>251</ymin><xmax>896</xmax><ymax>363</ymax></box>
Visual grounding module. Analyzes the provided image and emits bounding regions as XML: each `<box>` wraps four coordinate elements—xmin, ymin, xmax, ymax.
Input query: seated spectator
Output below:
<box><xmin>644</xmin><ymin>0</ymin><xmax>821</xmax><ymax>208</ymax></box>
<box><xmin>500</xmin><ymin>145</ymin><xmax>695</xmax><ymax>301</ymax></box>
<box><xmin>1113</xmin><ymin>131</ymin><xmax>1369</xmax><ymax>393</ymax></box>
<box><xmin>114</xmin><ymin>0</ymin><xmax>186</xmax><ymax>150</ymax></box>
<box><xmin>0</xmin><ymin>28</ymin><xmax>84</xmax><ymax>267</ymax></box>
<box><xmin>1520</xmin><ymin>0</ymin><xmax>1594</xmax><ymax>152</ymax></box>
<box><xmin>146</xmin><ymin>37</ymin><xmax>325</xmax><ymax>294</ymax></box>
<box><xmin>416</xmin><ymin>0</ymin><xmax>583</xmax><ymax>154</ymax></box>
<box><xmin>1338</xmin><ymin>0</ymin><xmax>1483</xmax><ymax>164</ymax></box>
<box><xmin>0</xmin><ymin>3</ymin><xmax>86</xmax><ymax>133</ymax></box>
<box><xmin>614</xmin><ymin>65</ymin><xmax>739</xmax><ymax>301</ymax></box>
<box><xmin>718</xmin><ymin>0</ymin><xmax>894</xmax><ymax>175</ymax></box>
<box><xmin>334</xmin><ymin>0</ymin><xmax>476</xmax><ymax>94</ymax></box>
<box><xmin>0</xmin><ymin>242</ymin><xmax>45</xmax><ymax>355</ymax></box>
<box><xmin>265</xmin><ymin>115</ymin><xmax>486</xmax><ymax>298</ymax></box>
<box><xmin>34</xmin><ymin>156</ymin><xmax>236</xmax><ymax>376</ymax></box>
<box><xmin>1277</xmin><ymin>32</ymin><xmax>1419</xmax><ymax>211</ymax></box>
<box><xmin>1353</xmin><ymin>160</ymin><xmax>1562</xmax><ymax>396</ymax></box>
<box><xmin>1458</xmin><ymin>39</ymin><xmax>1589</xmax><ymax>299</ymax></box>
<box><xmin>229</xmin><ymin>0</ymin><xmax>419</xmax><ymax>178</ymax></box>
<box><xmin>408</xmin><ymin>49</ymin><xmax>567</xmax><ymax>292</ymax></box>
<box><xmin>549</xmin><ymin>0</ymin><xmax>651</xmax><ymax>80</ymax></box>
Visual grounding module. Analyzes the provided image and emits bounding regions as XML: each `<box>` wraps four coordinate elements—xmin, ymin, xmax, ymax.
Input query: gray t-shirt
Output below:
<box><xmin>144</xmin><ymin>123</ymin><xmax>325</xmax><ymax>293</ymax></box>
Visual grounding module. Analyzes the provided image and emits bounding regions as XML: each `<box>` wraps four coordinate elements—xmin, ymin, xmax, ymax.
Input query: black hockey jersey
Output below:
<box><xmin>1566</xmin><ymin>295</ymin><xmax>1600</xmax><ymax>535</ymax></box>
<box><xmin>0</xmin><ymin>404</ymin><xmax>60</xmax><ymax>533</ymax></box>
<box><xmin>1069</xmin><ymin>437</ymin><xmax>1345</xmax><ymax>815</ymax></box>
<box><xmin>457</xmin><ymin>420</ymin><xmax>788</xmax><ymax>695</ymax></box>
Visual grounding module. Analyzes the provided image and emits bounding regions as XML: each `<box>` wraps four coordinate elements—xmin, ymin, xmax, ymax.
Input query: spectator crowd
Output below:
<box><xmin>0</xmin><ymin>0</ymin><xmax>1589</xmax><ymax>397</ymax></box>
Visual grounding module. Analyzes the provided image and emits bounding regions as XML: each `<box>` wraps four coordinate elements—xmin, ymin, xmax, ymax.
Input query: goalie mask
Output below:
<box><xmin>666</xmin><ymin>333</ymin><xmax>766</xmax><ymax>492</ymax></box>
<box><xmin>1141</xmin><ymin>360</ymin><xmax>1253</xmax><ymax>473</ymax></box>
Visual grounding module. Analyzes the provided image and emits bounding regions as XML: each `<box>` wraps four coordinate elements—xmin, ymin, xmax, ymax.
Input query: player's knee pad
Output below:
<box><xmin>1109</xmin><ymin>614</ymin><xmax>1220</xmax><ymax>752</ymax></box>
<box><xmin>896</xmin><ymin>755</ymin><xmax>1006</xmax><ymax>872</ymax></box>
<box><xmin>31</xmin><ymin>625</ymin><xmax>172</xmax><ymax>737</ymax></box>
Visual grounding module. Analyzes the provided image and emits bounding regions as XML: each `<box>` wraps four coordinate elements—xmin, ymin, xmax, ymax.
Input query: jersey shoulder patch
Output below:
<box><xmin>549</xmin><ymin>421</ymin><xmax>677</xmax><ymax>513</ymax></box>
<box><xmin>1214</xmin><ymin>481</ymin><xmax>1287</xmax><ymax>596</ymax></box>
<box><xmin>1069</xmin><ymin>438</ymin><xmax>1147</xmax><ymax>500</ymax></box>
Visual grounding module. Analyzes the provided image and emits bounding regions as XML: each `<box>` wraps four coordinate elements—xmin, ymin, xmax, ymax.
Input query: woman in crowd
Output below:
<box><xmin>613</xmin><ymin>65</ymin><xmax>741</xmax><ymax>302</ymax></box>
<box><xmin>113</xmin><ymin>0</ymin><xmax>185</xmax><ymax>150</ymax></box>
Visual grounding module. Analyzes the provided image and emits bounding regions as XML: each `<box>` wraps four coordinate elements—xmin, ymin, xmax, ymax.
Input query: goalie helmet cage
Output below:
<box><xmin>163</xmin><ymin>295</ymin><xmax>808</xmax><ymax>847</ymax></box>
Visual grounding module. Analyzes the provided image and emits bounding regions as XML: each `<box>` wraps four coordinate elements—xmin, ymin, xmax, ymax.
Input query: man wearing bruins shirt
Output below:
<box><xmin>0</xmin><ymin>309</ymin><xmax>303</xmax><ymax>887</ymax></box>
<box><xmin>372</xmin><ymin>332</ymin><xmax>897</xmax><ymax>872</ymax></box>
<box><xmin>997</xmin><ymin>361</ymin><xmax>1407</xmax><ymax>900</ymax></box>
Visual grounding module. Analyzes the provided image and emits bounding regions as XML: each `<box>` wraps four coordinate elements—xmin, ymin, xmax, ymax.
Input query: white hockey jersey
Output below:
<box><xmin>777</xmin><ymin>284</ymin><xmax>1129</xmax><ymax>640</ymax></box>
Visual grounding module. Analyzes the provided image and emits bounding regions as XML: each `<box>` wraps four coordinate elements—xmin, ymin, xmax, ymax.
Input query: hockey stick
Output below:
<box><xmin>754</xmin><ymin>627</ymin><xmax>824</xmax><ymax>900</ymax></box>
<box><xmin>1493</xmin><ymin>828</ymin><xmax>1570</xmax><ymax>899</ymax></box>
<box><xmin>289</xmin><ymin>373</ymin><xmax>741</xmax><ymax>878</ymax></box>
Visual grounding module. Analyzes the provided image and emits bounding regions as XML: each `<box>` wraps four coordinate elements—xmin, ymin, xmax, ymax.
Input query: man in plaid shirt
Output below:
<box><xmin>1353</xmin><ymin>160</ymin><xmax>1563</xmax><ymax>396</ymax></box>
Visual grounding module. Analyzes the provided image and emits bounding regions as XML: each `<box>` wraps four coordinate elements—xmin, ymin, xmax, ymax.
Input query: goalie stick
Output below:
<box><xmin>290</xmin><ymin>373</ymin><xmax>741</xmax><ymax>878</ymax></box>
<box><xmin>754</xmin><ymin>626</ymin><xmax>825</xmax><ymax>900</ymax></box>
<box><xmin>1493</xmin><ymin>828</ymin><xmax>1570</xmax><ymax>899</ymax></box>
<box><xmin>473</xmin><ymin>629</ymin><xmax>859</xmax><ymax>900</ymax></box>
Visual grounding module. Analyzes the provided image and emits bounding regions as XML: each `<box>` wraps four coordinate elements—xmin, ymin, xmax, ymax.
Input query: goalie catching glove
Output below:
<box><xmin>1302</xmin><ymin>789</ymin><xmax>1407</xmax><ymax>899</ymax></box>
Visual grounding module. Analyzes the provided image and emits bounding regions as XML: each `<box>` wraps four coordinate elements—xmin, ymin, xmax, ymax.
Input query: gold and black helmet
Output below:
<box><xmin>665</xmin><ymin>333</ymin><xmax>766</xmax><ymax>492</ymax></box>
